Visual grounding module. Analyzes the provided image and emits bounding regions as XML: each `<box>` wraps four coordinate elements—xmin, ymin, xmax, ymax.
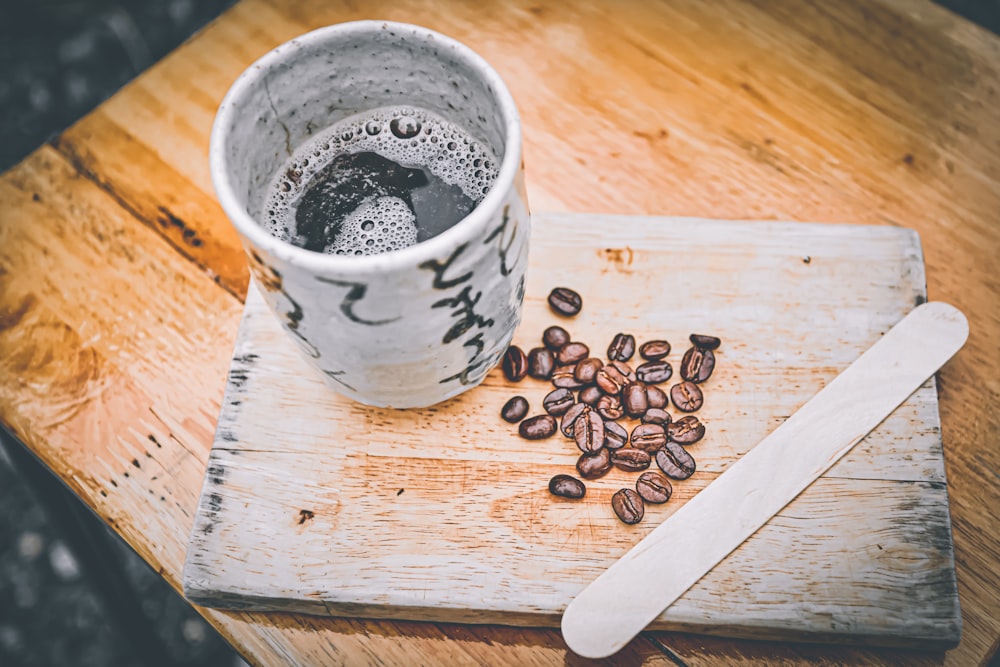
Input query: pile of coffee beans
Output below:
<box><xmin>500</xmin><ymin>287</ymin><xmax>721</xmax><ymax>524</ymax></box>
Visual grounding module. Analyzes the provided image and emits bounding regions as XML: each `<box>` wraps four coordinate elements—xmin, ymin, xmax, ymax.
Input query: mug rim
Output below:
<box><xmin>209</xmin><ymin>20</ymin><xmax>522</xmax><ymax>274</ymax></box>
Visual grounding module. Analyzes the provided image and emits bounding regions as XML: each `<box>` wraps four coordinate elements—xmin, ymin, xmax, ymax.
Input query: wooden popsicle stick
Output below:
<box><xmin>561</xmin><ymin>302</ymin><xmax>969</xmax><ymax>659</ymax></box>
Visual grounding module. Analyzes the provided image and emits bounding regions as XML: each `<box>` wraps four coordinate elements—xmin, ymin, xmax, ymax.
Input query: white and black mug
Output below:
<box><xmin>210</xmin><ymin>21</ymin><xmax>530</xmax><ymax>408</ymax></box>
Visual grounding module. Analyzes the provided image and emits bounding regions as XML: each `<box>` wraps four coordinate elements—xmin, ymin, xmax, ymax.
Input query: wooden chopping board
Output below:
<box><xmin>182</xmin><ymin>213</ymin><xmax>960</xmax><ymax>649</ymax></box>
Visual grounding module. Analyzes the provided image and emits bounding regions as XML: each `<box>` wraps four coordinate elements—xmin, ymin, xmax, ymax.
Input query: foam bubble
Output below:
<box><xmin>390</xmin><ymin>115</ymin><xmax>421</xmax><ymax>139</ymax></box>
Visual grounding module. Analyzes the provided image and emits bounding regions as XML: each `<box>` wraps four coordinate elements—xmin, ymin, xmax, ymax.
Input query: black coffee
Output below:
<box><xmin>265</xmin><ymin>106</ymin><xmax>499</xmax><ymax>256</ymax></box>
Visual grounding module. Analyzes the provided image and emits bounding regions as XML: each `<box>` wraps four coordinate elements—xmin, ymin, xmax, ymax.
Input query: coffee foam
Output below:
<box><xmin>329</xmin><ymin>196</ymin><xmax>417</xmax><ymax>256</ymax></box>
<box><xmin>264</xmin><ymin>106</ymin><xmax>499</xmax><ymax>255</ymax></box>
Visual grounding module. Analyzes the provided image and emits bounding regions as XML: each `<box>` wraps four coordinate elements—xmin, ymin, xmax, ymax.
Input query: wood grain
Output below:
<box><xmin>562</xmin><ymin>301</ymin><xmax>966</xmax><ymax>658</ymax></box>
<box><xmin>185</xmin><ymin>215</ymin><xmax>959</xmax><ymax>652</ymax></box>
<box><xmin>2</xmin><ymin>0</ymin><xmax>998</xmax><ymax>664</ymax></box>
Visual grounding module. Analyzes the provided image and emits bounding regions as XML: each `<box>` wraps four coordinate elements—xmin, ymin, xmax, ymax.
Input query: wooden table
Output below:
<box><xmin>1</xmin><ymin>0</ymin><xmax>997</xmax><ymax>664</ymax></box>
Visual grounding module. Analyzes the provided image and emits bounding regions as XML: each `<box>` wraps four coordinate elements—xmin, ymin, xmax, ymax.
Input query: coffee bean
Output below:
<box><xmin>612</xmin><ymin>488</ymin><xmax>644</xmax><ymax>524</ymax></box>
<box><xmin>639</xmin><ymin>339</ymin><xmax>671</xmax><ymax>360</ymax></box>
<box><xmin>579</xmin><ymin>385</ymin><xmax>603</xmax><ymax>405</ymax></box>
<box><xmin>641</xmin><ymin>408</ymin><xmax>671</xmax><ymax>425</ymax></box>
<box><xmin>622</xmin><ymin>381</ymin><xmax>648</xmax><ymax>418</ymax></box>
<box><xmin>543</xmin><ymin>325</ymin><xmax>571</xmax><ymax>351</ymax></box>
<box><xmin>596</xmin><ymin>365</ymin><xmax>628</xmax><ymax>395</ymax></box>
<box><xmin>556</xmin><ymin>341</ymin><xmax>590</xmax><ymax>365</ymax></box>
<box><xmin>527</xmin><ymin>347</ymin><xmax>555</xmax><ymax>380</ymax></box>
<box><xmin>609</xmin><ymin>360</ymin><xmax>637</xmax><ymax>382</ymax></box>
<box><xmin>576</xmin><ymin>447</ymin><xmax>612</xmax><ymax>479</ymax></box>
<box><xmin>631</xmin><ymin>423</ymin><xmax>667</xmax><ymax>453</ymax></box>
<box><xmin>501</xmin><ymin>396</ymin><xmax>529</xmax><ymax>423</ymax></box>
<box><xmin>670</xmin><ymin>381</ymin><xmax>704</xmax><ymax>412</ymax></box>
<box><xmin>646</xmin><ymin>384</ymin><xmax>668</xmax><ymax>409</ymax></box>
<box><xmin>655</xmin><ymin>441</ymin><xmax>696</xmax><ymax>479</ymax></box>
<box><xmin>542</xmin><ymin>387</ymin><xmax>575</xmax><ymax>416</ymax></box>
<box><xmin>607</xmin><ymin>333</ymin><xmax>636</xmax><ymax>362</ymax></box>
<box><xmin>667</xmin><ymin>415</ymin><xmax>705</xmax><ymax>445</ymax></box>
<box><xmin>574</xmin><ymin>357</ymin><xmax>604</xmax><ymax>384</ymax></box>
<box><xmin>611</xmin><ymin>448</ymin><xmax>651</xmax><ymax>472</ymax></box>
<box><xmin>574</xmin><ymin>409</ymin><xmax>606</xmax><ymax>453</ymax></box>
<box><xmin>636</xmin><ymin>360</ymin><xmax>673</xmax><ymax>384</ymax></box>
<box><xmin>560</xmin><ymin>403</ymin><xmax>591</xmax><ymax>437</ymax></box>
<box><xmin>689</xmin><ymin>333</ymin><xmax>721</xmax><ymax>350</ymax></box>
<box><xmin>552</xmin><ymin>366</ymin><xmax>587</xmax><ymax>390</ymax></box>
<box><xmin>597</xmin><ymin>394</ymin><xmax>624</xmax><ymax>420</ymax></box>
<box><xmin>519</xmin><ymin>414</ymin><xmax>557</xmax><ymax>440</ymax></box>
<box><xmin>604</xmin><ymin>420</ymin><xmax>628</xmax><ymax>449</ymax></box>
<box><xmin>502</xmin><ymin>345</ymin><xmax>528</xmax><ymax>382</ymax></box>
<box><xmin>635</xmin><ymin>471</ymin><xmax>672</xmax><ymax>504</ymax></box>
<box><xmin>549</xmin><ymin>474</ymin><xmax>586</xmax><ymax>499</ymax></box>
<box><xmin>548</xmin><ymin>287</ymin><xmax>582</xmax><ymax>317</ymax></box>
<box><xmin>680</xmin><ymin>347</ymin><xmax>715</xmax><ymax>383</ymax></box>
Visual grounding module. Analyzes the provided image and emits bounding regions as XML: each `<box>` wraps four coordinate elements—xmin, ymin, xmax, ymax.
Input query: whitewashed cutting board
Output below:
<box><xmin>183</xmin><ymin>213</ymin><xmax>960</xmax><ymax>649</ymax></box>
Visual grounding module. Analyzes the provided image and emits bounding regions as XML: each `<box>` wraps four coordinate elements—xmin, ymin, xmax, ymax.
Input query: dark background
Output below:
<box><xmin>1</xmin><ymin>1</ymin><xmax>998</xmax><ymax>666</ymax></box>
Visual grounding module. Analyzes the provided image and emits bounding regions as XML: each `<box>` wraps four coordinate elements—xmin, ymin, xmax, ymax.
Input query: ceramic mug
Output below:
<box><xmin>210</xmin><ymin>21</ymin><xmax>529</xmax><ymax>408</ymax></box>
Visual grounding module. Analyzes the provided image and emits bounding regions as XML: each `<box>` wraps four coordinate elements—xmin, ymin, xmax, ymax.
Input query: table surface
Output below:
<box><xmin>1</xmin><ymin>0</ymin><xmax>997</xmax><ymax>665</ymax></box>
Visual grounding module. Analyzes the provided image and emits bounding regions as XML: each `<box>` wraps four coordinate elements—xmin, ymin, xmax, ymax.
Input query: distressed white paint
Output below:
<box><xmin>183</xmin><ymin>214</ymin><xmax>961</xmax><ymax>649</ymax></box>
<box><xmin>562</xmin><ymin>302</ymin><xmax>967</xmax><ymax>658</ymax></box>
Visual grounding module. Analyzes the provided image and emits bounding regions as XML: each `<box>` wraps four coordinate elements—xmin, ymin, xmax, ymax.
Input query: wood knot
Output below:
<box><xmin>599</xmin><ymin>247</ymin><xmax>634</xmax><ymax>271</ymax></box>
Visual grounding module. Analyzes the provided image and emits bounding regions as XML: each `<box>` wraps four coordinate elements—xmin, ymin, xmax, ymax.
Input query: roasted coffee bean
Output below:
<box><xmin>542</xmin><ymin>387</ymin><xmax>576</xmax><ymax>416</ymax></box>
<box><xmin>611</xmin><ymin>448</ymin><xmax>651</xmax><ymax>472</ymax></box>
<box><xmin>680</xmin><ymin>346</ymin><xmax>715</xmax><ymax>383</ymax></box>
<box><xmin>612</xmin><ymin>488</ymin><xmax>645</xmax><ymax>524</ymax></box>
<box><xmin>549</xmin><ymin>474</ymin><xmax>586</xmax><ymax>499</ymax></box>
<box><xmin>636</xmin><ymin>360</ymin><xmax>673</xmax><ymax>384</ymax></box>
<box><xmin>604</xmin><ymin>420</ymin><xmax>628</xmax><ymax>449</ymax></box>
<box><xmin>527</xmin><ymin>347</ymin><xmax>556</xmax><ymax>380</ymax></box>
<box><xmin>552</xmin><ymin>367</ymin><xmax>587</xmax><ymax>390</ymax></box>
<box><xmin>560</xmin><ymin>403</ymin><xmax>591</xmax><ymax>437</ymax></box>
<box><xmin>579</xmin><ymin>385</ymin><xmax>603</xmax><ymax>406</ymax></box>
<box><xmin>574</xmin><ymin>357</ymin><xmax>604</xmax><ymax>384</ymax></box>
<box><xmin>607</xmin><ymin>333</ymin><xmax>636</xmax><ymax>362</ymax></box>
<box><xmin>576</xmin><ymin>447</ymin><xmax>612</xmax><ymax>479</ymax></box>
<box><xmin>543</xmin><ymin>325</ymin><xmax>571</xmax><ymax>351</ymax></box>
<box><xmin>646</xmin><ymin>384</ymin><xmax>668</xmax><ymax>409</ymax></box>
<box><xmin>518</xmin><ymin>414</ymin><xmax>557</xmax><ymax>440</ymax></box>
<box><xmin>500</xmin><ymin>396</ymin><xmax>529</xmax><ymax>423</ymax></box>
<box><xmin>597</xmin><ymin>394</ymin><xmax>624</xmax><ymax>420</ymax></box>
<box><xmin>548</xmin><ymin>287</ymin><xmax>582</xmax><ymax>316</ymax></box>
<box><xmin>631</xmin><ymin>423</ymin><xmax>667</xmax><ymax>453</ymax></box>
<box><xmin>689</xmin><ymin>333</ymin><xmax>721</xmax><ymax>350</ymax></box>
<box><xmin>556</xmin><ymin>341</ymin><xmax>590</xmax><ymax>365</ymax></box>
<box><xmin>641</xmin><ymin>408</ymin><xmax>671</xmax><ymax>425</ymax></box>
<box><xmin>622</xmin><ymin>381</ymin><xmax>649</xmax><ymax>417</ymax></box>
<box><xmin>639</xmin><ymin>339</ymin><xmax>671</xmax><ymax>360</ymax></box>
<box><xmin>656</xmin><ymin>441</ymin><xmax>696</xmax><ymax>479</ymax></box>
<box><xmin>667</xmin><ymin>415</ymin><xmax>706</xmax><ymax>444</ymax></box>
<box><xmin>670</xmin><ymin>381</ymin><xmax>704</xmax><ymax>412</ymax></box>
<box><xmin>502</xmin><ymin>345</ymin><xmax>528</xmax><ymax>382</ymax></box>
<box><xmin>610</xmin><ymin>360</ymin><xmax>637</xmax><ymax>382</ymax></box>
<box><xmin>635</xmin><ymin>471</ymin><xmax>672</xmax><ymax>504</ymax></box>
<box><xmin>574</xmin><ymin>409</ymin><xmax>606</xmax><ymax>453</ymax></box>
<box><xmin>596</xmin><ymin>365</ymin><xmax>628</xmax><ymax>395</ymax></box>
